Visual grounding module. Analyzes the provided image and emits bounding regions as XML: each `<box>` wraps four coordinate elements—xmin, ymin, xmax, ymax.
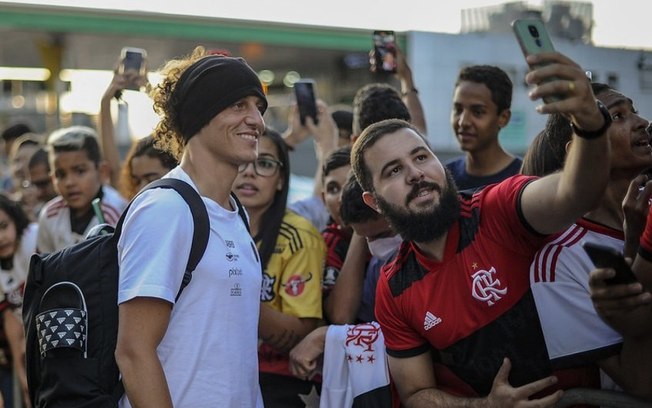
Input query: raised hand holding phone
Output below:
<box><xmin>512</xmin><ymin>35</ymin><xmax>607</xmax><ymax>135</ymax></box>
<box><xmin>583</xmin><ymin>242</ymin><xmax>638</xmax><ymax>286</ymax></box>
<box><xmin>371</xmin><ymin>30</ymin><xmax>397</xmax><ymax>74</ymax></box>
<box><xmin>118</xmin><ymin>47</ymin><xmax>147</xmax><ymax>91</ymax></box>
<box><xmin>294</xmin><ymin>79</ymin><xmax>319</xmax><ymax>126</ymax></box>
<box><xmin>512</xmin><ymin>19</ymin><xmax>561</xmax><ymax>103</ymax></box>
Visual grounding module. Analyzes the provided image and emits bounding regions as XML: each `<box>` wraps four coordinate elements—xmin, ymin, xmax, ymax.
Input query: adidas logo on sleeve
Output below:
<box><xmin>424</xmin><ymin>311</ymin><xmax>442</xmax><ymax>331</ymax></box>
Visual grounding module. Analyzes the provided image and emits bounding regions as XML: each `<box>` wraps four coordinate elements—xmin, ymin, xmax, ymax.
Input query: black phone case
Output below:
<box><xmin>294</xmin><ymin>81</ymin><xmax>318</xmax><ymax>125</ymax></box>
<box><xmin>582</xmin><ymin>242</ymin><xmax>638</xmax><ymax>285</ymax></box>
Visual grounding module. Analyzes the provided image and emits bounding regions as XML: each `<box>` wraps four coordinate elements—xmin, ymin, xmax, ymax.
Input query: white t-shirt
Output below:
<box><xmin>117</xmin><ymin>167</ymin><xmax>263</xmax><ymax>408</ymax></box>
<box><xmin>37</xmin><ymin>185</ymin><xmax>127</xmax><ymax>253</ymax></box>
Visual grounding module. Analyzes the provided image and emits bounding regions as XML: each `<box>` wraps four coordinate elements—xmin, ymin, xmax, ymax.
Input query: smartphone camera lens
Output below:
<box><xmin>528</xmin><ymin>25</ymin><xmax>540</xmax><ymax>37</ymax></box>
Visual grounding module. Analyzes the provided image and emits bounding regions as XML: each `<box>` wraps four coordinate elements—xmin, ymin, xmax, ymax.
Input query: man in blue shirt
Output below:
<box><xmin>446</xmin><ymin>65</ymin><xmax>522</xmax><ymax>191</ymax></box>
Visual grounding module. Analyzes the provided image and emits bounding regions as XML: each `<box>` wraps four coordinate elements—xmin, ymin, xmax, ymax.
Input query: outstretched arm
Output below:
<box><xmin>99</xmin><ymin>70</ymin><xmax>127</xmax><ymax>188</ymax></box>
<box><xmin>395</xmin><ymin>44</ymin><xmax>427</xmax><ymax>136</ymax></box>
<box><xmin>390</xmin><ymin>352</ymin><xmax>562</xmax><ymax>407</ymax></box>
<box><xmin>520</xmin><ymin>52</ymin><xmax>611</xmax><ymax>235</ymax></box>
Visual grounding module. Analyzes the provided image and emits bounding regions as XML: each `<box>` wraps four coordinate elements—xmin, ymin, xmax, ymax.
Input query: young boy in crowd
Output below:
<box><xmin>324</xmin><ymin>174</ymin><xmax>400</xmax><ymax>325</ymax></box>
<box><xmin>37</xmin><ymin>126</ymin><xmax>127</xmax><ymax>253</ymax></box>
<box><xmin>447</xmin><ymin>65</ymin><xmax>522</xmax><ymax>190</ymax></box>
<box><xmin>27</xmin><ymin>148</ymin><xmax>57</xmax><ymax>218</ymax></box>
<box><xmin>321</xmin><ymin>146</ymin><xmax>353</xmax><ymax>298</ymax></box>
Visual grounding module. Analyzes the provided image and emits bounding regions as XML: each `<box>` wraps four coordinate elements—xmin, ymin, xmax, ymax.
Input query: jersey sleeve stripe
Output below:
<box><xmin>385</xmin><ymin>343</ymin><xmax>431</xmax><ymax>358</ymax></box>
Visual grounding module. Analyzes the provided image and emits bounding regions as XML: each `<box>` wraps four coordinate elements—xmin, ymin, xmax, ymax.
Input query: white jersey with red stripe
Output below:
<box><xmin>530</xmin><ymin>218</ymin><xmax>623</xmax><ymax>373</ymax></box>
<box><xmin>37</xmin><ymin>185</ymin><xmax>127</xmax><ymax>253</ymax></box>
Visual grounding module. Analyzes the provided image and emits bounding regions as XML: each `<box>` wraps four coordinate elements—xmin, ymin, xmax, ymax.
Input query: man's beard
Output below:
<box><xmin>375</xmin><ymin>171</ymin><xmax>460</xmax><ymax>243</ymax></box>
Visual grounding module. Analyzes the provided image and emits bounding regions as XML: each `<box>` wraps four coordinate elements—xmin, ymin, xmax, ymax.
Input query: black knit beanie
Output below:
<box><xmin>174</xmin><ymin>56</ymin><xmax>268</xmax><ymax>140</ymax></box>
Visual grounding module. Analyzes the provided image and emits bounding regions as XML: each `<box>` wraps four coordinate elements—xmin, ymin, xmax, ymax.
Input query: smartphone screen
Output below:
<box><xmin>372</xmin><ymin>30</ymin><xmax>397</xmax><ymax>74</ymax></box>
<box><xmin>122</xmin><ymin>51</ymin><xmax>143</xmax><ymax>72</ymax></box>
<box><xmin>294</xmin><ymin>80</ymin><xmax>318</xmax><ymax>126</ymax></box>
<box><xmin>511</xmin><ymin>19</ymin><xmax>560</xmax><ymax>103</ymax></box>
<box><xmin>582</xmin><ymin>242</ymin><xmax>638</xmax><ymax>286</ymax></box>
<box><xmin>119</xmin><ymin>47</ymin><xmax>147</xmax><ymax>91</ymax></box>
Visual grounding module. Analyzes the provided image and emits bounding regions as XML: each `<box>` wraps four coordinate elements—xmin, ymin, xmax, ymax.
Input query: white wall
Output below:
<box><xmin>407</xmin><ymin>31</ymin><xmax>652</xmax><ymax>156</ymax></box>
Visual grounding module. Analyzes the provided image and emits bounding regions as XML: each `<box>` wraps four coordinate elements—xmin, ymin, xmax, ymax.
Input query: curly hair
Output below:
<box><xmin>150</xmin><ymin>46</ymin><xmax>210</xmax><ymax>160</ymax></box>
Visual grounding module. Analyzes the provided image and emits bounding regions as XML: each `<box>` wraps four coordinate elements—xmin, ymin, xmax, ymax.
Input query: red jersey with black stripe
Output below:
<box><xmin>321</xmin><ymin>222</ymin><xmax>352</xmax><ymax>295</ymax></box>
<box><xmin>375</xmin><ymin>175</ymin><xmax>555</xmax><ymax>396</ymax></box>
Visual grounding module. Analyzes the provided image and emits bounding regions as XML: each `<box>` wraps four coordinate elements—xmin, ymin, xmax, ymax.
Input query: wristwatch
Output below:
<box><xmin>570</xmin><ymin>100</ymin><xmax>612</xmax><ymax>139</ymax></box>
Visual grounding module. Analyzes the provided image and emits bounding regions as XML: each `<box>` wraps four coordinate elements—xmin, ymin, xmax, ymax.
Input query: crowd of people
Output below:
<box><xmin>0</xmin><ymin>36</ymin><xmax>649</xmax><ymax>408</ymax></box>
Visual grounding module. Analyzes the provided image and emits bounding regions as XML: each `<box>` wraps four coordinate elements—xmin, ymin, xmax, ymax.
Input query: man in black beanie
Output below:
<box><xmin>115</xmin><ymin>47</ymin><xmax>267</xmax><ymax>408</ymax></box>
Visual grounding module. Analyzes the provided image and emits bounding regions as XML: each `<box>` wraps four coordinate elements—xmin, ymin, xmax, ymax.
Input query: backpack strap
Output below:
<box><xmin>230</xmin><ymin>190</ymin><xmax>250</xmax><ymax>233</ymax></box>
<box><xmin>113</xmin><ymin>178</ymin><xmax>210</xmax><ymax>302</ymax></box>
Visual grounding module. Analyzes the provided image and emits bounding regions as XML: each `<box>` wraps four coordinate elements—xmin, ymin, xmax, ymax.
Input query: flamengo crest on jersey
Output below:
<box><xmin>471</xmin><ymin>267</ymin><xmax>508</xmax><ymax>306</ymax></box>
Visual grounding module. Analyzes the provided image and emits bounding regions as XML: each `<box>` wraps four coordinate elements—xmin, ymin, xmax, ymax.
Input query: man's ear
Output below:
<box><xmin>498</xmin><ymin>109</ymin><xmax>511</xmax><ymax>129</ymax></box>
<box><xmin>362</xmin><ymin>191</ymin><xmax>381</xmax><ymax>213</ymax></box>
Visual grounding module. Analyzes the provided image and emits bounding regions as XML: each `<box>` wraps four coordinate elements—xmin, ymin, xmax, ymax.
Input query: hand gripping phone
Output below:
<box><xmin>294</xmin><ymin>79</ymin><xmax>318</xmax><ymax>126</ymax></box>
<box><xmin>511</xmin><ymin>19</ymin><xmax>560</xmax><ymax>103</ymax></box>
<box><xmin>583</xmin><ymin>242</ymin><xmax>638</xmax><ymax>286</ymax></box>
<box><xmin>118</xmin><ymin>47</ymin><xmax>147</xmax><ymax>91</ymax></box>
<box><xmin>372</xmin><ymin>30</ymin><xmax>397</xmax><ymax>74</ymax></box>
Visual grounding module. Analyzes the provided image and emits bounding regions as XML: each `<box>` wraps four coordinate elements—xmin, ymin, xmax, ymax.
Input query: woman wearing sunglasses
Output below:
<box><xmin>233</xmin><ymin>128</ymin><xmax>326</xmax><ymax>407</ymax></box>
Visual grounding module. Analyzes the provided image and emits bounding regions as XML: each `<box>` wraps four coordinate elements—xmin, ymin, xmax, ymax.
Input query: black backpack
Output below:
<box><xmin>22</xmin><ymin>178</ymin><xmax>248</xmax><ymax>408</ymax></box>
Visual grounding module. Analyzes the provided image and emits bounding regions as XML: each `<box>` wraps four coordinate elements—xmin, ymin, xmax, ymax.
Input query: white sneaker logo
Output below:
<box><xmin>423</xmin><ymin>311</ymin><xmax>442</xmax><ymax>331</ymax></box>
